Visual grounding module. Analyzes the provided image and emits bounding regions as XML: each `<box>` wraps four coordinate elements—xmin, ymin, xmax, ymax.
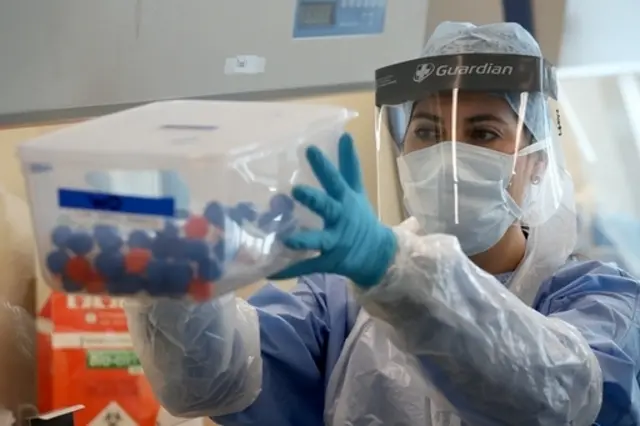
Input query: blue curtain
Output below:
<box><xmin>501</xmin><ymin>0</ymin><xmax>535</xmax><ymax>37</ymax></box>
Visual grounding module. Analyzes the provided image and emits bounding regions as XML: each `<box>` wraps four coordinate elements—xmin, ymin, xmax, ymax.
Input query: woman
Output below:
<box><xmin>127</xmin><ymin>22</ymin><xmax>640</xmax><ymax>425</ymax></box>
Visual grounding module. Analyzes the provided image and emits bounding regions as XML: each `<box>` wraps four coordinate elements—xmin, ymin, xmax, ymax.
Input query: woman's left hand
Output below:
<box><xmin>269</xmin><ymin>133</ymin><xmax>397</xmax><ymax>288</ymax></box>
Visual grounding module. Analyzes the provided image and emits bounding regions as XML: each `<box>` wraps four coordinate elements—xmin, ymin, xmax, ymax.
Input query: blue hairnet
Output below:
<box><xmin>398</xmin><ymin>21</ymin><xmax>549</xmax><ymax>146</ymax></box>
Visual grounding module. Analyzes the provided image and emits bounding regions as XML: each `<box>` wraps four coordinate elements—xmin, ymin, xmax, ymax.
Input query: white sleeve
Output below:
<box><xmin>125</xmin><ymin>293</ymin><xmax>262</xmax><ymax>418</ymax></box>
<box><xmin>354</xmin><ymin>226</ymin><xmax>603</xmax><ymax>426</ymax></box>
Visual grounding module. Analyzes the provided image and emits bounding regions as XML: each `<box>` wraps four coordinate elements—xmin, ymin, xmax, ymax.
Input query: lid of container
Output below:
<box><xmin>18</xmin><ymin>100</ymin><xmax>354</xmax><ymax>163</ymax></box>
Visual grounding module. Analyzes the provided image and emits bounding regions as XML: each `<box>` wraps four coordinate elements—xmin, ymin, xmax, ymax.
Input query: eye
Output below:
<box><xmin>469</xmin><ymin>128</ymin><xmax>500</xmax><ymax>143</ymax></box>
<box><xmin>413</xmin><ymin>127</ymin><xmax>442</xmax><ymax>142</ymax></box>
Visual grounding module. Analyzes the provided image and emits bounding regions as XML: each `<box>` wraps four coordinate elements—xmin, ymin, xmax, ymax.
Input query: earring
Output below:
<box><xmin>531</xmin><ymin>176</ymin><xmax>541</xmax><ymax>185</ymax></box>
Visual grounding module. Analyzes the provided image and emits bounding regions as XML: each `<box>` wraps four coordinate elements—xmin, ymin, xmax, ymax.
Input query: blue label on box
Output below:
<box><xmin>58</xmin><ymin>189</ymin><xmax>175</xmax><ymax>217</ymax></box>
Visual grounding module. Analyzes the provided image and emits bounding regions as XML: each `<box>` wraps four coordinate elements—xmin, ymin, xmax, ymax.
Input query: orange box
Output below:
<box><xmin>37</xmin><ymin>292</ymin><xmax>203</xmax><ymax>426</ymax></box>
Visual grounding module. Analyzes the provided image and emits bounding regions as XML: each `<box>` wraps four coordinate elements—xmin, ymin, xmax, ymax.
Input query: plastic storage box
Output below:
<box><xmin>19</xmin><ymin>100</ymin><xmax>356</xmax><ymax>301</ymax></box>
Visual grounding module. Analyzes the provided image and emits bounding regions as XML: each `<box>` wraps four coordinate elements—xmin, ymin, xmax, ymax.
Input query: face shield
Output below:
<box><xmin>375</xmin><ymin>53</ymin><xmax>563</xmax><ymax>256</ymax></box>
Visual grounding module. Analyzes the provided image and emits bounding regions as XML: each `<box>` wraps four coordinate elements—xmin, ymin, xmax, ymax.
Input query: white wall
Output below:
<box><xmin>560</xmin><ymin>0</ymin><xmax>640</xmax><ymax>67</ymax></box>
<box><xmin>426</xmin><ymin>0</ymin><xmax>504</xmax><ymax>34</ymax></box>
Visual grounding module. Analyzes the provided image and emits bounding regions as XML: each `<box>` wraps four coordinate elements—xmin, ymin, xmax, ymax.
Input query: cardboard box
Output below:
<box><xmin>36</xmin><ymin>292</ymin><xmax>203</xmax><ymax>426</ymax></box>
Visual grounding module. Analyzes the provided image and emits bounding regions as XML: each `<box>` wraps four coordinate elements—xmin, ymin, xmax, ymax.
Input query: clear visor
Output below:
<box><xmin>376</xmin><ymin>90</ymin><xmax>564</xmax><ymax>255</ymax></box>
<box><xmin>374</xmin><ymin>53</ymin><xmax>564</xmax><ymax>255</ymax></box>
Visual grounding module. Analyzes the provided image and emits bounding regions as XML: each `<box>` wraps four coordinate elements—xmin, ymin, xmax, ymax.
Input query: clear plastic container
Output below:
<box><xmin>19</xmin><ymin>100</ymin><xmax>356</xmax><ymax>301</ymax></box>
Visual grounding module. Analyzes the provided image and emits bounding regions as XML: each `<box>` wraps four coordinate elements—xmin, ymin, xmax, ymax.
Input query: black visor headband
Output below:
<box><xmin>375</xmin><ymin>53</ymin><xmax>557</xmax><ymax>106</ymax></box>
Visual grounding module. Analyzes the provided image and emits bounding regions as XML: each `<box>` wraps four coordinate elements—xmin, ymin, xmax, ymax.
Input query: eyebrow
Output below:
<box><xmin>412</xmin><ymin>111</ymin><xmax>509</xmax><ymax>125</ymax></box>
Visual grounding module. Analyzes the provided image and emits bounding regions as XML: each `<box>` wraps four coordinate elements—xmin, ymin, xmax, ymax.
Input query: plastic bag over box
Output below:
<box><xmin>19</xmin><ymin>100</ymin><xmax>356</xmax><ymax>301</ymax></box>
<box><xmin>0</xmin><ymin>186</ymin><xmax>37</xmax><ymax>423</ymax></box>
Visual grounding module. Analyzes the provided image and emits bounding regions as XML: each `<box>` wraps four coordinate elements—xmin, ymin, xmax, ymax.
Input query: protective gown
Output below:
<box><xmin>126</xmin><ymin>203</ymin><xmax>640</xmax><ymax>425</ymax></box>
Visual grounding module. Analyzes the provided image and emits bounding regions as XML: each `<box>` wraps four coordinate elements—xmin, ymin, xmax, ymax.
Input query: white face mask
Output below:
<box><xmin>397</xmin><ymin>141</ymin><xmax>531</xmax><ymax>256</ymax></box>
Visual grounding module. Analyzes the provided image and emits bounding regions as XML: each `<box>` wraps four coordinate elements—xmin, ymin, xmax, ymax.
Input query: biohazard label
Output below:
<box><xmin>88</xmin><ymin>401</ymin><xmax>136</xmax><ymax>426</ymax></box>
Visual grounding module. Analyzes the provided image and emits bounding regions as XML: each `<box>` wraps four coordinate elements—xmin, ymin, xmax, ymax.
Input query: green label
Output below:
<box><xmin>86</xmin><ymin>350</ymin><xmax>141</xmax><ymax>369</ymax></box>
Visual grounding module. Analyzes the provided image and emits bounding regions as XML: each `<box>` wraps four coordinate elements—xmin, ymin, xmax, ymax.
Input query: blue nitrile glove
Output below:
<box><xmin>268</xmin><ymin>133</ymin><xmax>397</xmax><ymax>288</ymax></box>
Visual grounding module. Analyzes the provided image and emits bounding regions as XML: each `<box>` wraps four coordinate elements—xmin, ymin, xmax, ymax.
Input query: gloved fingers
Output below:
<box><xmin>282</xmin><ymin>229</ymin><xmax>333</xmax><ymax>251</ymax></box>
<box><xmin>305</xmin><ymin>145</ymin><xmax>347</xmax><ymax>200</ymax></box>
<box><xmin>338</xmin><ymin>133</ymin><xmax>364</xmax><ymax>193</ymax></box>
<box><xmin>292</xmin><ymin>185</ymin><xmax>341</xmax><ymax>224</ymax></box>
<box><xmin>267</xmin><ymin>256</ymin><xmax>323</xmax><ymax>280</ymax></box>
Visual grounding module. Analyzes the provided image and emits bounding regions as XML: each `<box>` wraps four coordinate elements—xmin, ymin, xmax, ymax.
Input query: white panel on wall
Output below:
<box><xmin>560</xmin><ymin>0</ymin><xmax>640</xmax><ymax>67</ymax></box>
